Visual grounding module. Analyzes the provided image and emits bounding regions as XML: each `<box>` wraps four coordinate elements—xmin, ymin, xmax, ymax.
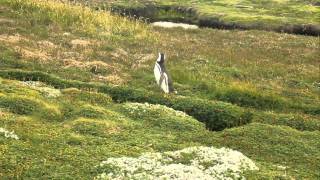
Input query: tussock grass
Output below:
<box><xmin>61</xmin><ymin>88</ymin><xmax>112</xmax><ymax>106</ymax></box>
<box><xmin>0</xmin><ymin>94</ymin><xmax>40</xmax><ymax>115</ymax></box>
<box><xmin>5</xmin><ymin>0</ymin><xmax>151</xmax><ymax>40</ymax></box>
<box><xmin>69</xmin><ymin>117</ymin><xmax>123</xmax><ymax>137</ymax></box>
<box><xmin>253</xmin><ymin>111</ymin><xmax>320</xmax><ymax>131</ymax></box>
<box><xmin>215</xmin><ymin>86</ymin><xmax>287</xmax><ymax>110</ymax></box>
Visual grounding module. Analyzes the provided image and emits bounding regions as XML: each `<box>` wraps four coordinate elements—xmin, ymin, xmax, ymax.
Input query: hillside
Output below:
<box><xmin>0</xmin><ymin>0</ymin><xmax>320</xmax><ymax>179</ymax></box>
<box><xmin>71</xmin><ymin>0</ymin><xmax>320</xmax><ymax>35</ymax></box>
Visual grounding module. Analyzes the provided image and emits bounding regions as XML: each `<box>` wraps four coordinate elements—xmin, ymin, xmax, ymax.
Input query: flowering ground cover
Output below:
<box><xmin>0</xmin><ymin>127</ymin><xmax>19</xmax><ymax>140</ymax></box>
<box><xmin>97</xmin><ymin>146</ymin><xmax>259</xmax><ymax>179</ymax></box>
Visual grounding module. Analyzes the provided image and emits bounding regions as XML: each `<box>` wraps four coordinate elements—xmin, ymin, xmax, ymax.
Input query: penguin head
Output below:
<box><xmin>157</xmin><ymin>53</ymin><xmax>165</xmax><ymax>63</ymax></box>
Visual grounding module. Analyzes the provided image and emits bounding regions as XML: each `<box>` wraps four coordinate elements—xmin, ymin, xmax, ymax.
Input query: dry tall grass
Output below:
<box><xmin>6</xmin><ymin>0</ymin><xmax>152</xmax><ymax>40</ymax></box>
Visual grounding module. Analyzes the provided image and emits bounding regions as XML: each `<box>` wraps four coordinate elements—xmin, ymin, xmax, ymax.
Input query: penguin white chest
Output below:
<box><xmin>154</xmin><ymin>63</ymin><xmax>170</xmax><ymax>93</ymax></box>
<box><xmin>154</xmin><ymin>63</ymin><xmax>161</xmax><ymax>85</ymax></box>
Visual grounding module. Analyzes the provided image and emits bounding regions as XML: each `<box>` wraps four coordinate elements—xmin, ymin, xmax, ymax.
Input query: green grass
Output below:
<box><xmin>0</xmin><ymin>0</ymin><xmax>319</xmax><ymax>179</ymax></box>
<box><xmin>1</xmin><ymin>78</ymin><xmax>319</xmax><ymax>178</ymax></box>
<box><xmin>75</xmin><ymin>0</ymin><xmax>320</xmax><ymax>35</ymax></box>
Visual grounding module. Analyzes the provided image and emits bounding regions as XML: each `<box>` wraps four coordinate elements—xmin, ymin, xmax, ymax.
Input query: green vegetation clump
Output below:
<box><xmin>170</xmin><ymin>96</ymin><xmax>252</xmax><ymax>131</ymax></box>
<box><xmin>61</xmin><ymin>88</ymin><xmax>112</xmax><ymax>106</ymax></box>
<box><xmin>253</xmin><ymin>112</ymin><xmax>320</xmax><ymax>131</ymax></box>
<box><xmin>214</xmin><ymin>123</ymin><xmax>320</xmax><ymax>179</ymax></box>
<box><xmin>0</xmin><ymin>69</ymin><xmax>252</xmax><ymax>130</ymax></box>
<box><xmin>0</xmin><ymin>95</ymin><xmax>39</xmax><ymax>115</ymax></box>
<box><xmin>100</xmin><ymin>85</ymin><xmax>253</xmax><ymax>131</ymax></box>
<box><xmin>70</xmin><ymin>118</ymin><xmax>120</xmax><ymax>137</ymax></box>
<box><xmin>215</xmin><ymin>87</ymin><xmax>286</xmax><ymax>110</ymax></box>
<box><xmin>121</xmin><ymin>102</ymin><xmax>205</xmax><ymax>131</ymax></box>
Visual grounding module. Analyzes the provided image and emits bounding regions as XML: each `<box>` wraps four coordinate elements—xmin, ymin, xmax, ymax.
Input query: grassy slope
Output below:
<box><xmin>158</xmin><ymin>0</ymin><xmax>320</xmax><ymax>25</ymax></box>
<box><xmin>0</xmin><ymin>0</ymin><xmax>320</xmax><ymax>179</ymax></box>
<box><xmin>78</xmin><ymin>0</ymin><xmax>320</xmax><ymax>26</ymax></box>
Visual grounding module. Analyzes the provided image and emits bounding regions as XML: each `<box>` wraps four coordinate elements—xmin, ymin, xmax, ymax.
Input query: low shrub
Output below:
<box><xmin>0</xmin><ymin>70</ymin><xmax>252</xmax><ymax>130</ymax></box>
<box><xmin>62</xmin><ymin>88</ymin><xmax>112</xmax><ymax>106</ymax></box>
<box><xmin>0</xmin><ymin>70</ymin><xmax>94</xmax><ymax>89</ymax></box>
<box><xmin>253</xmin><ymin>112</ymin><xmax>320</xmax><ymax>131</ymax></box>
<box><xmin>99</xmin><ymin>86</ymin><xmax>253</xmax><ymax>131</ymax></box>
<box><xmin>70</xmin><ymin>118</ymin><xmax>118</xmax><ymax>137</ymax></box>
<box><xmin>215</xmin><ymin>88</ymin><xmax>286</xmax><ymax>110</ymax></box>
<box><xmin>170</xmin><ymin>96</ymin><xmax>252</xmax><ymax>131</ymax></box>
<box><xmin>121</xmin><ymin>102</ymin><xmax>205</xmax><ymax>132</ymax></box>
<box><xmin>301</xmin><ymin>105</ymin><xmax>320</xmax><ymax>116</ymax></box>
<box><xmin>0</xmin><ymin>93</ymin><xmax>62</xmax><ymax>121</ymax></box>
<box><xmin>75</xmin><ymin>105</ymin><xmax>106</xmax><ymax>119</ymax></box>
<box><xmin>0</xmin><ymin>95</ymin><xmax>40</xmax><ymax>115</ymax></box>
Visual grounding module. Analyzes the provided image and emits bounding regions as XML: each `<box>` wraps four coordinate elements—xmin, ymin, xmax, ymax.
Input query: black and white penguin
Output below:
<box><xmin>154</xmin><ymin>53</ymin><xmax>174</xmax><ymax>93</ymax></box>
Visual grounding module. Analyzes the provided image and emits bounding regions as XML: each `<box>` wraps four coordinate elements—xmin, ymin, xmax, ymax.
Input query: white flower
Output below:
<box><xmin>20</xmin><ymin>81</ymin><xmax>61</xmax><ymax>98</ymax></box>
<box><xmin>97</xmin><ymin>146</ymin><xmax>259</xmax><ymax>180</ymax></box>
<box><xmin>0</xmin><ymin>127</ymin><xmax>19</xmax><ymax>140</ymax></box>
<box><xmin>123</xmin><ymin>102</ymin><xmax>190</xmax><ymax>118</ymax></box>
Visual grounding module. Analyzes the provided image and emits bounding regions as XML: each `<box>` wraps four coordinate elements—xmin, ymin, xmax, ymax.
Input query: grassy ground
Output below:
<box><xmin>72</xmin><ymin>0</ymin><xmax>320</xmax><ymax>35</ymax></box>
<box><xmin>0</xmin><ymin>0</ymin><xmax>319</xmax><ymax>179</ymax></box>
<box><xmin>157</xmin><ymin>0</ymin><xmax>320</xmax><ymax>25</ymax></box>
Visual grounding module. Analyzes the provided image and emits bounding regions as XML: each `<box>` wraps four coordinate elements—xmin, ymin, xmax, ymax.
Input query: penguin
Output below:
<box><xmin>154</xmin><ymin>53</ymin><xmax>174</xmax><ymax>93</ymax></box>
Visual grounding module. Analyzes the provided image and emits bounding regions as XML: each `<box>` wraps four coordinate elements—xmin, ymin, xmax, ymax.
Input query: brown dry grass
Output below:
<box><xmin>14</xmin><ymin>46</ymin><xmax>50</xmax><ymax>61</ymax></box>
<box><xmin>0</xmin><ymin>32</ymin><xmax>128</xmax><ymax>84</ymax></box>
<box><xmin>95</xmin><ymin>73</ymin><xmax>127</xmax><ymax>85</ymax></box>
<box><xmin>131</xmin><ymin>53</ymin><xmax>155</xmax><ymax>69</ymax></box>
<box><xmin>0</xmin><ymin>111</ymin><xmax>6</xmax><ymax>118</ymax></box>
<box><xmin>0</xmin><ymin>17</ymin><xmax>14</xmax><ymax>24</ymax></box>
<box><xmin>70</xmin><ymin>39</ymin><xmax>92</xmax><ymax>48</ymax></box>
<box><xmin>0</xmin><ymin>34</ymin><xmax>28</xmax><ymax>43</ymax></box>
<box><xmin>37</xmin><ymin>40</ymin><xmax>57</xmax><ymax>49</ymax></box>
